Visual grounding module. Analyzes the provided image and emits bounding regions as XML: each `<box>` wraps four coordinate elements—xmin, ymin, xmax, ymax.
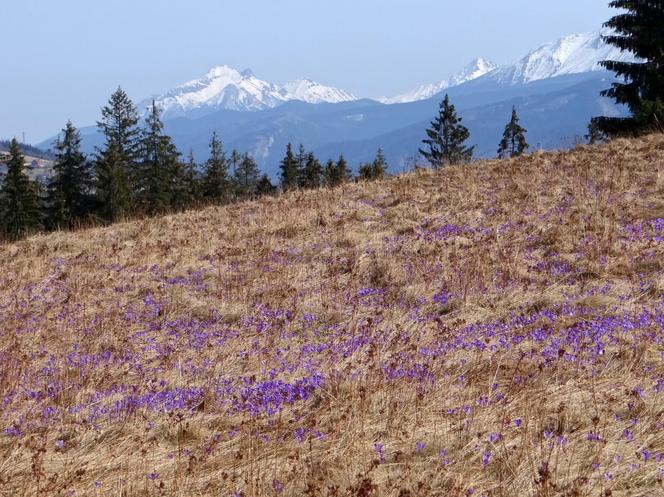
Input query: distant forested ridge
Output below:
<box><xmin>0</xmin><ymin>140</ymin><xmax>54</xmax><ymax>160</ymax></box>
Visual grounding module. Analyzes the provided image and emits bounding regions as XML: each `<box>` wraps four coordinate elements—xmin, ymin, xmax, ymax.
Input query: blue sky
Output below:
<box><xmin>1</xmin><ymin>0</ymin><xmax>613</xmax><ymax>143</ymax></box>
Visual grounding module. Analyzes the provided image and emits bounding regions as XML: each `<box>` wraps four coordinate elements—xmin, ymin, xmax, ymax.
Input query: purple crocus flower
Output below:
<box><xmin>272</xmin><ymin>479</ymin><xmax>284</xmax><ymax>494</ymax></box>
<box><xmin>374</xmin><ymin>443</ymin><xmax>385</xmax><ymax>464</ymax></box>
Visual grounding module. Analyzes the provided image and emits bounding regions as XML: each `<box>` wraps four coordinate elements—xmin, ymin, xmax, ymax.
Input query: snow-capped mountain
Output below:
<box><xmin>381</xmin><ymin>58</ymin><xmax>497</xmax><ymax>104</ymax></box>
<box><xmin>279</xmin><ymin>79</ymin><xmax>357</xmax><ymax>104</ymax></box>
<box><xmin>43</xmin><ymin>28</ymin><xmax>633</xmax><ymax>177</ymax></box>
<box><xmin>141</xmin><ymin>65</ymin><xmax>357</xmax><ymax>118</ymax></box>
<box><xmin>381</xmin><ymin>31</ymin><xmax>637</xmax><ymax>104</ymax></box>
<box><xmin>487</xmin><ymin>30</ymin><xmax>637</xmax><ymax>85</ymax></box>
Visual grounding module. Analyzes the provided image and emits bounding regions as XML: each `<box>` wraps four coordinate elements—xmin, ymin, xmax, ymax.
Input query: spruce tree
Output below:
<box><xmin>592</xmin><ymin>1</ymin><xmax>664</xmax><ymax>136</ymax></box>
<box><xmin>256</xmin><ymin>174</ymin><xmax>276</xmax><ymax>196</ymax></box>
<box><xmin>95</xmin><ymin>143</ymin><xmax>131</xmax><ymax>222</ymax></box>
<box><xmin>296</xmin><ymin>144</ymin><xmax>308</xmax><ymax>187</ymax></box>
<box><xmin>419</xmin><ymin>94</ymin><xmax>474</xmax><ymax>168</ymax></box>
<box><xmin>371</xmin><ymin>148</ymin><xmax>388</xmax><ymax>178</ymax></box>
<box><xmin>301</xmin><ymin>152</ymin><xmax>322</xmax><ymax>189</ymax></box>
<box><xmin>497</xmin><ymin>107</ymin><xmax>529</xmax><ymax>158</ymax></box>
<box><xmin>229</xmin><ymin>150</ymin><xmax>242</xmax><ymax>180</ymax></box>
<box><xmin>234</xmin><ymin>153</ymin><xmax>261</xmax><ymax>197</ymax></box>
<box><xmin>586</xmin><ymin>120</ymin><xmax>609</xmax><ymax>145</ymax></box>
<box><xmin>95</xmin><ymin>87</ymin><xmax>140</xmax><ymax>221</ymax></box>
<box><xmin>136</xmin><ymin>101</ymin><xmax>180</xmax><ymax>214</ymax></box>
<box><xmin>358</xmin><ymin>162</ymin><xmax>374</xmax><ymax>181</ymax></box>
<box><xmin>202</xmin><ymin>132</ymin><xmax>230</xmax><ymax>202</ymax></box>
<box><xmin>170</xmin><ymin>155</ymin><xmax>197</xmax><ymax>211</ymax></box>
<box><xmin>359</xmin><ymin>149</ymin><xmax>388</xmax><ymax>181</ymax></box>
<box><xmin>0</xmin><ymin>139</ymin><xmax>42</xmax><ymax>239</ymax></box>
<box><xmin>46</xmin><ymin>121</ymin><xmax>93</xmax><ymax>229</ymax></box>
<box><xmin>323</xmin><ymin>159</ymin><xmax>338</xmax><ymax>187</ymax></box>
<box><xmin>336</xmin><ymin>154</ymin><xmax>351</xmax><ymax>183</ymax></box>
<box><xmin>279</xmin><ymin>143</ymin><xmax>299</xmax><ymax>191</ymax></box>
<box><xmin>183</xmin><ymin>150</ymin><xmax>201</xmax><ymax>201</ymax></box>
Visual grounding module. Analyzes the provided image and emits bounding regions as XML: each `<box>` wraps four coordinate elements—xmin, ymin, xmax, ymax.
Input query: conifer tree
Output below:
<box><xmin>301</xmin><ymin>152</ymin><xmax>322</xmax><ymax>189</ymax></box>
<box><xmin>296</xmin><ymin>144</ymin><xmax>308</xmax><ymax>187</ymax></box>
<box><xmin>371</xmin><ymin>148</ymin><xmax>388</xmax><ymax>178</ymax></box>
<box><xmin>229</xmin><ymin>150</ymin><xmax>242</xmax><ymax>180</ymax></box>
<box><xmin>586</xmin><ymin>120</ymin><xmax>609</xmax><ymax>145</ymax></box>
<box><xmin>419</xmin><ymin>94</ymin><xmax>474</xmax><ymax>168</ymax></box>
<box><xmin>95</xmin><ymin>87</ymin><xmax>140</xmax><ymax>221</ymax></box>
<box><xmin>358</xmin><ymin>149</ymin><xmax>388</xmax><ymax>181</ymax></box>
<box><xmin>183</xmin><ymin>150</ymin><xmax>201</xmax><ymax>201</ymax></box>
<box><xmin>95</xmin><ymin>143</ymin><xmax>131</xmax><ymax>222</ymax></box>
<box><xmin>279</xmin><ymin>143</ymin><xmax>299</xmax><ymax>190</ymax></box>
<box><xmin>358</xmin><ymin>162</ymin><xmax>374</xmax><ymax>181</ymax></box>
<box><xmin>336</xmin><ymin>154</ymin><xmax>351</xmax><ymax>183</ymax></box>
<box><xmin>0</xmin><ymin>139</ymin><xmax>42</xmax><ymax>239</ymax></box>
<box><xmin>256</xmin><ymin>174</ymin><xmax>276</xmax><ymax>196</ymax></box>
<box><xmin>202</xmin><ymin>132</ymin><xmax>230</xmax><ymax>202</ymax></box>
<box><xmin>170</xmin><ymin>154</ymin><xmax>197</xmax><ymax>211</ymax></box>
<box><xmin>136</xmin><ymin>101</ymin><xmax>180</xmax><ymax>214</ymax></box>
<box><xmin>592</xmin><ymin>1</ymin><xmax>664</xmax><ymax>136</ymax></box>
<box><xmin>497</xmin><ymin>107</ymin><xmax>529</xmax><ymax>158</ymax></box>
<box><xmin>234</xmin><ymin>153</ymin><xmax>261</xmax><ymax>197</ymax></box>
<box><xmin>46</xmin><ymin>121</ymin><xmax>93</xmax><ymax>229</ymax></box>
<box><xmin>323</xmin><ymin>159</ymin><xmax>338</xmax><ymax>187</ymax></box>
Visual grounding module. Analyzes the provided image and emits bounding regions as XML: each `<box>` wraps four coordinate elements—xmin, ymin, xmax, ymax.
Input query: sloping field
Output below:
<box><xmin>1</xmin><ymin>136</ymin><xmax>663</xmax><ymax>496</ymax></box>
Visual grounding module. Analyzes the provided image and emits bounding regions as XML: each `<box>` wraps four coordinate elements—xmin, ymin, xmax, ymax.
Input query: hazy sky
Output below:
<box><xmin>1</xmin><ymin>0</ymin><xmax>614</xmax><ymax>143</ymax></box>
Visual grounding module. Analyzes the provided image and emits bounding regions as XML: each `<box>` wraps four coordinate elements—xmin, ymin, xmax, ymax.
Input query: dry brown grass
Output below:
<box><xmin>1</xmin><ymin>135</ymin><xmax>664</xmax><ymax>496</ymax></box>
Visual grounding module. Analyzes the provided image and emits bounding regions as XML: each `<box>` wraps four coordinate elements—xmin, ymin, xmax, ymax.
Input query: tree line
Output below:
<box><xmin>0</xmin><ymin>88</ymin><xmax>389</xmax><ymax>240</ymax></box>
<box><xmin>1</xmin><ymin>0</ymin><xmax>659</xmax><ymax>240</ymax></box>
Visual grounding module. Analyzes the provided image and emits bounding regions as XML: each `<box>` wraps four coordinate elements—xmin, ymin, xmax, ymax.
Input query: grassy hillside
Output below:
<box><xmin>1</xmin><ymin>136</ymin><xmax>663</xmax><ymax>497</ymax></box>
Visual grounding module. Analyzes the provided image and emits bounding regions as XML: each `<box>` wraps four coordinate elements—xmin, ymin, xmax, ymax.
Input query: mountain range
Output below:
<box><xmin>137</xmin><ymin>66</ymin><xmax>357</xmax><ymax>119</ymax></box>
<box><xmin>40</xmin><ymin>30</ymin><xmax>635</xmax><ymax>179</ymax></box>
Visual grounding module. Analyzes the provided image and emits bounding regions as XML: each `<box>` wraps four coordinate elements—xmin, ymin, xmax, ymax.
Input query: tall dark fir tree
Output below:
<box><xmin>229</xmin><ymin>150</ymin><xmax>242</xmax><ymax>179</ymax></box>
<box><xmin>497</xmin><ymin>107</ymin><xmax>529</xmax><ymax>158</ymax></box>
<box><xmin>136</xmin><ymin>101</ymin><xmax>180</xmax><ymax>213</ymax></box>
<box><xmin>202</xmin><ymin>132</ymin><xmax>230</xmax><ymax>202</ymax></box>
<box><xmin>335</xmin><ymin>154</ymin><xmax>351</xmax><ymax>184</ymax></box>
<box><xmin>371</xmin><ymin>148</ymin><xmax>388</xmax><ymax>178</ymax></box>
<box><xmin>170</xmin><ymin>157</ymin><xmax>195</xmax><ymax>211</ymax></box>
<box><xmin>359</xmin><ymin>149</ymin><xmax>388</xmax><ymax>181</ymax></box>
<box><xmin>256</xmin><ymin>174</ymin><xmax>276</xmax><ymax>196</ymax></box>
<box><xmin>295</xmin><ymin>144</ymin><xmax>308</xmax><ymax>188</ymax></box>
<box><xmin>177</xmin><ymin>150</ymin><xmax>201</xmax><ymax>205</ymax></box>
<box><xmin>301</xmin><ymin>152</ymin><xmax>323</xmax><ymax>189</ymax></box>
<box><xmin>95</xmin><ymin>87</ymin><xmax>140</xmax><ymax>221</ymax></box>
<box><xmin>234</xmin><ymin>152</ymin><xmax>261</xmax><ymax>197</ymax></box>
<box><xmin>46</xmin><ymin>121</ymin><xmax>93</xmax><ymax>229</ymax></box>
<box><xmin>0</xmin><ymin>139</ymin><xmax>41</xmax><ymax>239</ymax></box>
<box><xmin>592</xmin><ymin>1</ymin><xmax>664</xmax><ymax>136</ymax></box>
<box><xmin>420</xmin><ymin>94</ymin><xmax>474</xmax><ymax>168</ymax></box>
<box><xmin>279</xmin><ymin>143</ymin><xmax>299</xmax><ymax>191</ymax></box>
<box><xmin>323</xmin><ymin>159</ymin><xmax>337</xmax><ymax>187</ymax></box>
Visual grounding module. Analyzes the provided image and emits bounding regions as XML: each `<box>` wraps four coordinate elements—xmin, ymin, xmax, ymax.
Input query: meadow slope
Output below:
<box><xmin>1</xmin><ymin>136</ymin><xmax>664</xmax><ymax>497</ymax></box>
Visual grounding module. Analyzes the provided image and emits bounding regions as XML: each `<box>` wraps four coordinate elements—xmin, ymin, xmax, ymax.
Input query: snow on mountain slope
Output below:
<box><xmin>141</xmin><ymin>65</ymin><xmax>357</xmax><ymax>118</ymax></box>
<box><xmin>280</xmin><ymin>79</ymin><xmax>357</xmax><ymax>104</ymax></box>
<box><xmin>381</xmin><ymin>58</ymin><xmax>497</xmax><ymax>104</ymax></box>
<box><xmin>381</xmin><ymin>31</ymin><xmax>636</xmax><ymax>104</ymax></box>
<box><xmin>487</xmin><ymin>30</ymin><xmax>638</xmax><ymax>85</ymax></box>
